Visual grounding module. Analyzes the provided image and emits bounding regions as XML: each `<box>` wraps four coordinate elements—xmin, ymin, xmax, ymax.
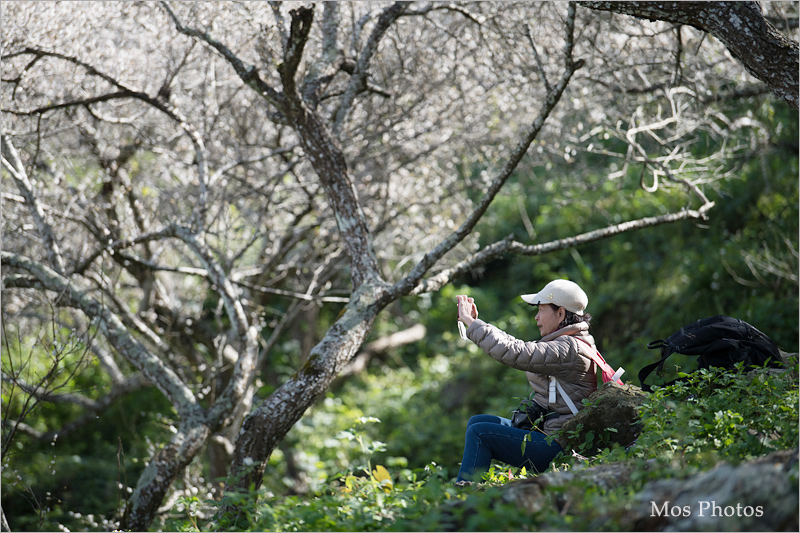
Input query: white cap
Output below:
<box><xmin>521</xmin><ymin>279</ymin><xmax>588</xmax><ymax>316</ymax></box>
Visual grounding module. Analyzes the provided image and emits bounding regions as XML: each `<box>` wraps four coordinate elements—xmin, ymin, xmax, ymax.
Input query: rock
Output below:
<box><xmin>500</xmin><ymin>458</ymin><xmax>658</xmax><ymax>516</ymax></box>
<box><xmin>555</xmin><ymin>382</ymin><xmax>648</xmax><ymax>453</ymax></box>
<box><xmin>499</xmin><ymin>448</ymin><xmax>798</xmax><ymax>532</ymax></box>
<box><xmin>629</xmin><ymin>448</ymin><xmax>799</xmax><ymax>531</ymax></box>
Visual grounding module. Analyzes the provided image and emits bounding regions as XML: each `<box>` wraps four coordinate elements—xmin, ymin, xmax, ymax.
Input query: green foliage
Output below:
<box><xmin>528</xmin><ymin>362</ymin><xmax>800</xmax><ymax>531</ymax></box>
<box><xmin>171</xmin><ymin>421</ymin><xmax>460</xmax><ymax>532</ymax></box>
<box><xmin>559</xmin><ymin>417</ymin><xmax>621</xmax><ymax>458</ymax></box>
<box><xmin>5</xmin><ymin>67</ymin><xmax>798</xmax><ymax>533</ymax></box>
<box><xmin>627</xmin><ymin>362</ymin><xmax>799</xmax><ymax>466</ymax></box>
<box><xmin>172</xmin><ymin>424</ymin><xmax>555</xmax><ymax>533</ymax></box>
<box><xmin>480</xmin><ymin>463</ymin><xmax>532</xmax><ymax>486</ymax></box>
<box><xmin>163</xmin><ymin>361</ymin><xmax>798</xmax><ymax>532</ymax></box>
<box><xmin>470</xmin><ymin>98</ymin><xmax>799</xmax><ymax>377</ymax></box>
<box><xmin>2</xmin><ymin>321</ymin><xmax>175</xmax><ymax>532</ymax></box>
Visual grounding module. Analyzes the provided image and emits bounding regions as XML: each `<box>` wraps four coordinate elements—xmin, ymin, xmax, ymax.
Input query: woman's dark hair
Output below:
<box><xmin>530</xmin><ymin>303</ymin><xmax>592</xmax><ymax>330</ymax></box>
<box><xmin>539</xmin><ymin>303</ymin><xmax>592</xmax><ymax>330</ymax></box>
<box><xmin>561</xmin><ymin>309</ymin><xmax>591</xmax><ymax>330</ymax></box>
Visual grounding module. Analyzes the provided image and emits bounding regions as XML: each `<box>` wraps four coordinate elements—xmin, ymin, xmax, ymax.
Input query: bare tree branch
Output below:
<box><xmin>1</xmin><ymin>373</ymin><xmax>149</xmax><ymax>443</ymax></box>
<box><xmin>525</xmin><ymin>24</ymin><xmax>552</xmax><ymax>93</ymax></box>
<box><xmin>392</xmin><ymin>2</ymin><xmax>584</xmax><ymax>300</ymax></box>
<box><xmin>1</xmin><ymin>132</ymin><xmax>66</xmax><ymax>275</ymax></box>
<box><xmin>338</xmin><ymin>323</ymin><xmax>426</xmax><ymax>378</ymax></box>
<box><xmin>3</xmin><ymin>47</ymin><xmax>212</xmax><ymax>228</ymax></box>
<box><xmin>412</xmin><ymin>203</ymin><xmax>715</xmax><ymax>295</ymax></box>
<box><xmin>331</xmin><ymin>2</ymin><xmax>409</xmax><ymax>136</ymax></box>
<box><xmin>72</xmin><ymin>227</ymin><xmax>175</xmax><ymax>275</ymax></box>
<box><xmin>3</xmin><ymin>2</ymin><xmax>790</xmax><ymax>529</ymax></box>
<box><xmin>170</xmin><ymin>226</ymin><xmax>260</xmax><ymax>425</ymax></box>
<box><xmin>580</xmin><ymin>1</ymin><xmax>800</xmax><ymax>108</ymax></box>
<box><xmin>161</xmin><ymin>1</ymin><xmax>285</xmax><ymax>108</ymax></box>
<box><xmin>1</xmin><ymin>251</ymin><xmax>202</xmax><ymax>418</ymax></box>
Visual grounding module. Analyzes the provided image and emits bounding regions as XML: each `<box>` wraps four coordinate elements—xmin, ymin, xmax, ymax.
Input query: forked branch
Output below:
<box><xmin>392</xmin><ymin>2</ymin><xmax>583</xmax><ymax>299</ymax></box>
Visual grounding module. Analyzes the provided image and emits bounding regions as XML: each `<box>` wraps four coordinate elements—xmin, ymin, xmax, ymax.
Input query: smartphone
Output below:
<box><xmin>458</xmin><ymin>320</ymin><xmax>467</xmax><ymax>340</ymax></box>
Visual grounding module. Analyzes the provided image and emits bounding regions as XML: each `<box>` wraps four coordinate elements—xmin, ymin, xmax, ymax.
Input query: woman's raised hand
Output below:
<box><xmin>455</xmin><ymin>295</ymin><xmax>478</xmax><ymax>326</ymax></box>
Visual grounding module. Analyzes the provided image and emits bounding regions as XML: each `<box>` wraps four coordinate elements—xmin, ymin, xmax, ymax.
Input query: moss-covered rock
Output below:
<box><xmin>555</xmin><ymin>382</ymin><xmax>648</xmax><ymax>453</ymax></box>
<box><xmin>498</xmin><ymin>449</ymin><xmax>798</xmax><ymax>532</ymax></box>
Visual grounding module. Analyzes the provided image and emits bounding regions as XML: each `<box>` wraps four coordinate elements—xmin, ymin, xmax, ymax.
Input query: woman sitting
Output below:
<box><xmin>454</xmin><ymin>279</ymin><xmax>598</xmax><ymax>484</ymax></box>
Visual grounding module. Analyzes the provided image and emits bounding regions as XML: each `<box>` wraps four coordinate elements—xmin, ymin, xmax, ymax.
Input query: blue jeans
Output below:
<box><xmin>456</xmin><ymin>414</ymin><xmax>564</xmax><ymax>482</ymax></box>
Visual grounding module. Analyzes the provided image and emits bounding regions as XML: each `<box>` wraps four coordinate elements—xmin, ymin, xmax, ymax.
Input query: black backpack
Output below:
<box><xmin>638</xmin><ymin>315</ymin><xmax>784</xmax><ymax>392</ymax></box>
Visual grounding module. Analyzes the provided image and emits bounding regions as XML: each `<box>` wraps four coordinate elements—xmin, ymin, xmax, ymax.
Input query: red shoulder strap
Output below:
<box><xmin>573</xmin><ymin>336</ymin><xmax>625</xmax><ymax>385</ymax></box>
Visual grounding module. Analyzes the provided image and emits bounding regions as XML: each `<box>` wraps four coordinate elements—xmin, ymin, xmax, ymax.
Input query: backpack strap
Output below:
<box><xmin>547</xmin><ymin>336</ymin><xmax>623</xmax><ymax>417</ymax></box>
<box><xmin>638</xmin><ymin>339</ymin><xmax>673</xmax><ymax>392</ymax></box>
<box><xmin>573</xmin><ymin>337</ymin><xmax>625</xmax><ymax>385</ymax></box>
<box><xmin>549</xmin><ymin>376</ymin><xmax>579</xmax><ymax>415</ymax></box>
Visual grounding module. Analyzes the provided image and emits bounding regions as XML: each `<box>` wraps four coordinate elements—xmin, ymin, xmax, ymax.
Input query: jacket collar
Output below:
<box><xmin>541</xmin><ymin>321</ymin><xmax>590</xmax><ymax>342</ymax></box>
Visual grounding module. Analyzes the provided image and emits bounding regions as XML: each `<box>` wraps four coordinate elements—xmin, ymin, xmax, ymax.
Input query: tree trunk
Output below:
<box><xmin>221</xmin><ymin>7</ymin><xmax>394</xmax><ymax>511</ymax></box>
<box><xmin>1</xmin><ymin>249</ymin><xmax>259</xmax><ymax>531</ymax></box>
<box><xmin>122</xmin><ymin>422</ymin><xmax>211</xmax><ymax>531</ymax></box>
<box><xmin>581</xmin><ymin>1</ymin><xmax>799</xmax><ymax>109</ymax></box>
<box><xmin>223</xmin><ymin>282</ymin><xmax>386</xmax><ymax>507</ymax></box>
<box><xmin>278</xmin><ymin>6</ymin><xmax>382</xmax><ymax>290</ymax></box>
<box><xmin>220</xmin><ymin>3</ymin><xmax>582</xmax><ymax>518</ymax></box>
<box><xmin>6</xmin><ymin>2</ymin><xmax>794</xmax><ymax>531</ymax></box>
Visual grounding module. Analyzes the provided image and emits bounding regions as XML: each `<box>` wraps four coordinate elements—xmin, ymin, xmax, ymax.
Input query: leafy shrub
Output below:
<box><xmin>631</xmin><ymin>362</ymin><xmax>799</xmax><ymax>464</ymax></box>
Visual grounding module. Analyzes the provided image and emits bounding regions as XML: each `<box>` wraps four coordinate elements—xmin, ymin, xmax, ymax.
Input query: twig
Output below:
<box><xmin>525</xmin><ymin>24</ymin><xmax>552</xmax><ymax>93</ymax></box>
<box><xmin>1</xmin><ymin>132</ymin><xmax>66</xmax><ymax>275</ymax></box>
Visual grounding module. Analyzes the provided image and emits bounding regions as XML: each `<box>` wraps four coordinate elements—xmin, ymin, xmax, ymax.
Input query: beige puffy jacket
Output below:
<box><xmin>466</xmin><ymin>319</ymin><xmax>598</xmax><ymax>434</ymax></box>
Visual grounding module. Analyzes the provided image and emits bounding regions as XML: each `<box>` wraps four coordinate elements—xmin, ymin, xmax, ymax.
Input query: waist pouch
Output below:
<box><xmin>510</xmin><ymin>399</ymin><xmax>557</xmax><ymax>431</ymax></box>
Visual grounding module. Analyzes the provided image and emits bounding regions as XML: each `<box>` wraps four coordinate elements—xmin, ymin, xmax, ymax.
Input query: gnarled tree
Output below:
<box><xmin>2</xmin><ymin>1</ymin><xmax>796</xmax><ymax>530</ymax></box>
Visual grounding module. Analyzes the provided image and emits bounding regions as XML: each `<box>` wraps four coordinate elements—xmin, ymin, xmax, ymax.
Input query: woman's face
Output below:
<box><xmin>535</xmin><ymin>304</ymin><xmax>564</xmax><ymax>337</ymax></box>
